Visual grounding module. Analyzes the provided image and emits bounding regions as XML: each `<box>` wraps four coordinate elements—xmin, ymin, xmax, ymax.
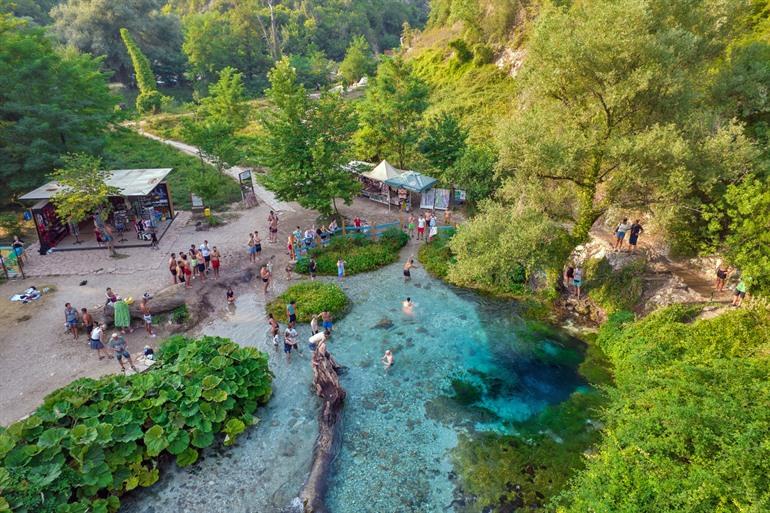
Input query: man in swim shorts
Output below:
<box><xmin>320</xmin><ymin>310</ymin><xmax>333</xmax><ymax>332</ymax></box>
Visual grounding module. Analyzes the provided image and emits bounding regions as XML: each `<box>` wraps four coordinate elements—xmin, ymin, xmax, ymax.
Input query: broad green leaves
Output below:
<box><xmin>0</xmin><ymin>336</ymin><xmax>271</xmax><ymax>513</ymax></box>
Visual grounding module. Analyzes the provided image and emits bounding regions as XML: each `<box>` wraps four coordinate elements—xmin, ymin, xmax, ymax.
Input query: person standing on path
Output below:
<box><xmin>81</xmin><ymin>308</ymin><xmax>94</xmax><ymax>339</ymax></box>
<box><xmin>573</xmin><ymin>267</ymin><xmax>583</xmax><ymax>300</ymax></box>
<box><xmin>141</xmin><ymin>298</ymin><xmax>156</xmax><ymax>337</ymax></box>
<box><xmin>248</xmin><ymin>233</ymin><xmax>257</xmax><ymax>263</ymax></box>
<box><xmin>260</xmin><ymin>265</ymin><xmax>271</xmax><ymax>294</ymax></box>
<box><xmin>310</xmin><ymin>314</ymin><xmax>320</xmax><ymax>335</ymax></box>
<box><xmin>89</xmin><ymin>324</ymin><xmax>109</xmax><ymax>359</ymax></box>
<box><xmin>354</xmin><ymin>216</ymin><xmax>362</xmax><ymax>232</ymax></box>
<box><xmin>613</xmin><ymin>218</ymin><xmax>631</xmax><ymax>252</ymax></box>
<box><xmin>407</xmin><ymin>214</ymin><xmax>416</xmax><ymax>239</ymax></box>
<box><xmin>211</xmin><ymin>246</ymin><xmax>222</xmax><ymax>279</ymax></box>
<box><xmin>309</xmin><ymin>257</ymin><xmax>318</xmax><ymax>280</ymax></box>
<box><xmin>268</xmin><ymin>211</ymin><xmax>278</xmax><ymax>243</ymax></box>
<box><xmin>169</xmin><ymin>253</ymin><xmax>178</xmax><ymax>284</ymax></box>
<box><xmin>628</xmin><ymin>220</ymin><xmax>644</xmax><ymax>253</ymax></box>
<box><xmin>732</xmin><ymin>279</ymin><xmax>748</xmax><ymax>307</ymax></box>
<box><xmin>179</xmin><ymin>255</ymin><xmax>192</xmax><ymax>288</ymax></box>
<box><xmin>284</xmin><ymin>323</ymin><xmax>299</xmax><ymax>362</ymax></box>
<box><xmin>109</xmin><ymin>333</ymin><xmax>137</xmax><ymax>373</ymax></box>
<box><xmin>337</xmin><ymin>258</ymin><xmax>346</xmax><ymax>282</ymax></box>
<box><xmin>564</xmin><ymin>266</ymin><xmax>575</xmax><ymax>294</ymax></box>
<box><xmin>199</xmin><ymin>241</ymin><xmax>211</xmax><ymax>270</ymax></box>
<box><xmin>195</xmin><ymin>248</ymin><xmax>207</xmax><ymax>281</ymax></box>
<box><xmin>64</xmin><ymin>303</ymin><xmax>79</xmax><ymax>340</ymax></box>
<box><xmin>416</xmin><ymin>214</ymin><xmax>426</xmax><ymax>240</ymax></box>
<box><xmin>715</xmin><ymin>264</ymin><xmax>730</xmax><ymax>293</ymax></box>
<box><xmin>189</xmin><ymin>246</ymin><xmax>199</xmax><ymax>279</ymax></box>
<box><xmin>428</xmin><ymin>213</ymin><xmax>438</xmax><ymax>243</ymax></box>
<box><xmin>254</xmin><ymin>231</ymin><xmax>262</xmax><ymax>260</ymax></box>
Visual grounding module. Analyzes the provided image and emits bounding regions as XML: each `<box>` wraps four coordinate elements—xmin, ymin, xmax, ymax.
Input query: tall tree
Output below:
<box><xmin>50</xmin><ymin>153</ymin><xmax>118</xmax><ymax>224</ymax></box>
<box><xmin>339</xmin><ymin>35</ymin><xmax>376</xmax><ymax>85</ymax></box>
<box><xmin>120</xmin><ymin>28</ymin><xmax>162</xmax><ymax>114</ymax></box>
<box><xmin>182</xmin><ymin>66</ymin><xmax>248</xmax><ymax>174</ymax></box>
<box><xmin>419</xmin><ymin>112</ymin><xmax>467</xmax><ymax>173</ymax></box>
<box><xmin>51</xmin><ymin>0</ymin><xmax>184</xmax><ymax>84</ymax></box>
<box><xmin>355</xmin><ymin>56</ymin><xmax>429</xmax><ymax>169</ymax></box>
<box><xmin>257</xmin><ymin>58</ymin><xmax>360</xmax><ymax>217</ymax></box>
<box><xmin>495</xmin><ymin>0</ymin><xmax>757</xmax><ymax>243</ymax></box>
<box><xmin>0</xmin><ymin>14</ymin><xmax>117</xmax><ymax>204</ymax></box>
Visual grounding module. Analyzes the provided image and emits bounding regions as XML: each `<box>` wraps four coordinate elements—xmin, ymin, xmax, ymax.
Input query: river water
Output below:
<box><xmin>121</xmin><ymin>263</ymin><xmax>585</xmax><ymax>513</ymax></box>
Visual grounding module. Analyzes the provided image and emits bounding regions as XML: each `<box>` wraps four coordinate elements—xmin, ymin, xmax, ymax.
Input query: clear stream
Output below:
<box><xmin>121</xmin><ymin>263</ymin><xmax>586</xmax><ymax>513</ymax></box>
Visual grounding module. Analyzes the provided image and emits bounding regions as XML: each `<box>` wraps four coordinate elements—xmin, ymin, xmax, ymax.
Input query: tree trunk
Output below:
<box><xmin>300</xmin><ymin>343</ymin><xmax>346</xmax><ymax>513</ymax></box>
<box><xmin>572</xmin><ymin>159</ymin><xmax>602</xmax><ymax>243</ymax></box>
<box><xmin>98</xmin><ymin>285</ymin><xmax>187</xmax><ymax>325</ymax></box>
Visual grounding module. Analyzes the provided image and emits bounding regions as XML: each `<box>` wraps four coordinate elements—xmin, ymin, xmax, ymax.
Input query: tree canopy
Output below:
<box><xmin>257</xmin><ymin>58</ymin><xmax>360</xmax><ymax>216</ymax></box>
<box><xmin>339</xmin><ymin>35</ymin><xmax>376</xmax><ymax>85</ymax></box>
<box><xmin>49</xmin><ymin>153</ymin><xmax>118</xmax><ymax>223</ymax></box>
<box><xmin>0</xmin><ymin>14</ymin><xmax>117</xmax><ymax>204</ymax></box>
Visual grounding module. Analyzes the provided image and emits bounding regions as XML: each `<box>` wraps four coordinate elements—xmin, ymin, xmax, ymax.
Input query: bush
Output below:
<box><xmin>557</xmin><ymin>305</ymin><xmax>770</xmax><ymax>512</ymax></box>
<box><xmin>584</xmin><ymin>257</ymin><xmax>645</xmax><ymax>314</ymax></box>
<box><xmin>171</xmin><ymin>304</ymin><xmax>189</xmax><ymax>323</ymax></box>
<box><xmin>418</xmin><ymin>229</ymin><xmax>455</xmax><ymax>278</ymax></box>
<box><xmin>473</xmin><ymin>44</ymin><xmax>495</xmax><ymax>65</ymax></box>
<box><xmin>266</xmin><ymin>281</ymin><xmax>349</xmax><ymax>324</ymax></box>
<box><xmin>136</xmin><ymin>91</ymin><xmax>163</xmax><ymax>115</ymax></box>
<box><xmin>0</xmin><ymin>336</ymin><xmax>272</xmax><ymax>513</ymax></box>
<box><xmin>449</xmin><ymin>38</ymin><xmax>473</xmax><ymax>63</ymax></box>
<box><xmin>295</xmin><ymin>230</ymin><xmax>407</xmax><ymax>276</ymax></box>
<box><xmin>0</xmin><ymin>213</ymin><xmax>25</xmax><ymax>239</ymax></box>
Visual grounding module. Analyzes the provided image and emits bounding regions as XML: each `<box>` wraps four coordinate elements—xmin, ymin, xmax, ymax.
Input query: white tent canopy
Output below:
<box><xmin>362</xmin><ymin>160</ymin><xmax>402</xmax><ymax>182</ymax></box>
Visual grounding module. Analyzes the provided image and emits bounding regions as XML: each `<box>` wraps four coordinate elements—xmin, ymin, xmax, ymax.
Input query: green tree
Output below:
<box><xmin>257</xmin><ymin>59</ymin><xmax>360</xmax><ymax>216</ymax></box>
<box><xmin>495</xmin><ymin>0</ymin><xmax>757</xmax><ymax>244</ymax></box>
<box><xmin>182</xmin><ymin>66</ymin><xmax>248</xmax><ymax>175</ymax></box>
<box><xmin>0</xmin><ymin>14</ymin><xmax>117</xmax><ymax>203</ymax></box>
<box><xmin>419</xmin><ymin>112</ymin><xmax>467</xmax><ymax>173</ymax></box>
<box><xmin>289</xmin><ymin>48</ymin><xmax>333</xmax><ymax>90</ymax></box>
<box><xmin>51</xmin><ymin>0</ymin><xmax>184</xmax><ymax>84</ymax></box>
<box><xmin>120</xmin><ymin>28</ymin><xmax>163</xmax><ymax>114</ymax></box>
<box><xmin>444</xmin><ymin>143</ymin><xmax>499</xmax><ymax>203</ymax></box>
<box><xmin>720</xmin><ymin>177</ymin><xmax>770</xmax><ymax>295</ymax></box>
<box><xmin>339</xmin><ymin>35</ymin><xmax>376</xmax><ymax>85</ymax></box>
<box><xmin>356</xmin><ymin>56</ymin><xmax>429</xmax><ymax>169</ymax></box>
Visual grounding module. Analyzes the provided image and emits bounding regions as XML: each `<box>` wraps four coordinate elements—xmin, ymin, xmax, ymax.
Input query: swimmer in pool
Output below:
<box><xmin>402</xmin><ymin>297</ymin><xmax>414</xmax><ymax>315</ymax></box>
<box><xmin>381</xmin><ymin>350</ymin><xmax>394</xmax><ymax>371</ymax></box>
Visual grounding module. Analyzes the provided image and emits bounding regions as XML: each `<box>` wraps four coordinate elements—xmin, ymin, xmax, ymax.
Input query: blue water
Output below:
<box><xmin>324</xmin><ymin>264</ymin><xmax>585</xmax><ymax>512</ymax></box>
<box><xmin>120</xmin><ymin>261</ymin><xmax>585</xmax><ymax>513</ymax></box>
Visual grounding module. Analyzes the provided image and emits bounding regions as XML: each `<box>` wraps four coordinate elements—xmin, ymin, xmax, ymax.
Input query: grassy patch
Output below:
<box><xmin>295</xmin><ymin>229</ymin><xmax>408</xmax><ymax>276</ymax></box>
<box><xmin>102</xmin><ymin>128</ymin><xmax>241</xmax><ymax>210</ymax></box>
<box><xmin>266</xmin><ymin>281</ymin><xmax>349</xmax><ymax>324</ymax></box>
<box><xmin>584</xmin><ymin>257</ymin><xmax>645</xmax><ymax>314</ymax></box>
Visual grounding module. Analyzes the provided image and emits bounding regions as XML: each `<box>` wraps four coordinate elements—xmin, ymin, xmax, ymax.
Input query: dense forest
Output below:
<box><xmin>1</xmin><ymin>0</ymin><xmax>770</xmax><ymax>510</ymax></box>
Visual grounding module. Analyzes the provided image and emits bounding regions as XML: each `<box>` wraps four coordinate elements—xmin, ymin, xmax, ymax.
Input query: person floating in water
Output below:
<box><xmin>381</xmin><ymin>349</ymin><xmax>394</xmax><ymax>371</ymax></box>
<box><xmin>402</xmin><ymin>297</ymin><xmax>414</xmax><ymax>315</ymax></box>
<box><xmin>403</xmin><ymin>257</ymin><xmax>418</xmax><ymax>282</ymax></box>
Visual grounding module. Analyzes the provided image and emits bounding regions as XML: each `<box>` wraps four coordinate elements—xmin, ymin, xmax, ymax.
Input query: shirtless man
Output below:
<box><xmin>260</xmin><ymin>265</ymin><xmax>271</xmax><ymax>294</ymax></box>
<box><xmin>140</xmin><ymin>298</ymin><xmax>155</xmax><ymax>337</ymax></box>
<box><xmin>267</xmin><ymin>313</ymin><xmax>280</xmax><ymax>347</ymax></box>
<box><xmin>319</xmin><ymin>310</ymin><xmax>333</xmax><ymax>332</ymax></box>
<box><xmin>268</xmin><ymin>211</ymin><xmax>278</xmax><ymax>243</ymax></box>
<box><xmin>169</xmin><ymin>253</ymin><xmax>178</xmax><ymax>284</ymax></box>
<box><xmin>403</xmin><ymin>257</ymin><xmax>418</xmax><ymax>282</ymax></box>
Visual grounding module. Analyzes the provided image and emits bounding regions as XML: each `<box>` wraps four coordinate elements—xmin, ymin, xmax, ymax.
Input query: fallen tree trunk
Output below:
<box><xmin>98</xmin><ymin>284</ymin><xmax>187</xmax><ymax>325</ymax></box>
<box><xmin>300</xmin><ymin>341</ymin><xmax>346</xmax><ymax>513</ymax></box>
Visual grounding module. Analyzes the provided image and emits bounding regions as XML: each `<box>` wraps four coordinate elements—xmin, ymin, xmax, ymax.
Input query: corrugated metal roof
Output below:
<box><xmin>19</xmin><ymin>168</ymin><xmax>173</xmax><ymax>201</ymax></box>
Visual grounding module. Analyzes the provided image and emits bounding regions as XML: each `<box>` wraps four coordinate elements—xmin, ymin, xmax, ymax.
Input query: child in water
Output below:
<box><xmin>381</xmin><ymin>350</ymin><xmax>394</xmax><ymax>371</ymax></box>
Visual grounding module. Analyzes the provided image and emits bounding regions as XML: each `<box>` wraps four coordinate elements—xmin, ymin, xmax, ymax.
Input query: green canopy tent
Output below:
<box><xmin>384</xmin><ymin>170</ymin><xmax>438</xmax><ymax>211</ymax></box>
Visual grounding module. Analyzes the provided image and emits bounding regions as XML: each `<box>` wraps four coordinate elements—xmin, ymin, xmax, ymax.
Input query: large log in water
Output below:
<box><xmin>300</xmin><ymin>341</ymin><xmax>346</xmax><ymax>513</ymax></box>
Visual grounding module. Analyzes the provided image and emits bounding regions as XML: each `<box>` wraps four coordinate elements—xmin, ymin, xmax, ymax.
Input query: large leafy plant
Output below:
<box><xmin>0</xmin><ymin>336</ymin><xmax>272</xmax><ymax>513</ymax></box>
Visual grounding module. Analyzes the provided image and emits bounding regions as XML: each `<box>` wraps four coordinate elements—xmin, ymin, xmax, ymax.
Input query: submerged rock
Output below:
<box><xmin>372</xmin><ymin>318</ymin><xmax>395</xmax><ymax>330</ymax></box>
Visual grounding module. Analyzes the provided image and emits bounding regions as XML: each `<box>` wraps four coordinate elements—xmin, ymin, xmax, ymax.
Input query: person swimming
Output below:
<box><xmin>402</xmin><ymin>297</ymin><xmax>414</xmax><ymax>315</ymax></box>
<box><xmin>381</xmin><ymin>349</ymin><xmax>394</xmax><ymax>371</ymax></box>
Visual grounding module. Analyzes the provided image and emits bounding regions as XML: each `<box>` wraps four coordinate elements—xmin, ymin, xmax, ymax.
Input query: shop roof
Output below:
<box><xmin>364</xmin><ymin>160</ymin><xmax>403</xmax><ymax>182</ymax></box>
<box><xmin>19</xmin><ymin>168</ymin><xmax>173</xmax><ymax>201</ymax></box>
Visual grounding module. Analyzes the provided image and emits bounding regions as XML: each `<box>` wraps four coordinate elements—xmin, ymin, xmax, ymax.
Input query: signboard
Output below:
<box><xmin>191</xmin><ymin>194</ymin><xmax>204</xmax><ymax>208</ymax></box>
<box><xmin>238</xmin><ymin>169</ymin><xmax>257</xmax><ymax>206</ymax></box>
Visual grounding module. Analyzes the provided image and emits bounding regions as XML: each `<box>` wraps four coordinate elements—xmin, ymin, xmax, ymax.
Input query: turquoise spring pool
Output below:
<box><xmin>121</xmin><ymin>261</ymin><xmax>586</xmax><ymax>513</ymax></box>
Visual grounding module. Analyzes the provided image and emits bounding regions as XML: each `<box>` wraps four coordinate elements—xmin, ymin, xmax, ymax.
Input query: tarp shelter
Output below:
<box><xmin>363</xmin><ymin>160</ymin><xmax>402</xmax><ymax>182</ymax></box>
<box><xmin>352</xmin><ymin>160</ymin><xmax>402</xmax><ymax>209</ymax></box>
<box><xmin>19</xmin><ymin>168</ymin><xmax>175</xmax><ymax>252</ymax></box>
<box><xmin>384</xmin><ymin>170</ymin><xmax>437</xmax><ymax>193</ymax></box>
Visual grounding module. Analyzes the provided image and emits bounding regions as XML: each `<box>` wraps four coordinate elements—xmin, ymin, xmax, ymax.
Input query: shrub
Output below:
<box><xmin>473</xmin><ymin>44</ymin><xmax>495</xmax><ymax>65</ymax></box>
<box><xmin>136</xmin><ymin>91</ymin><xmax>163</xmax><ymax>115</ymax></box>
<box><xmin>0</xmin><ymin>336</ymin><xmax>271</xmax><ymax>513</ymax></box>
<box><xmin>171</xmin><ymin>304</ymin><xmax>189</xmax><ymax>323</ymax></box>
<box><xmin>418</xmin><ymin>229</ymin><xmax>455</xmax><ymax>278</ymax></box>
<box><xmin>449</xmin><ymin>38</ymin><xmax>473</xmax><ymax>63</ymax></box>
<box><xmin>584</xmin><ymin>257</ymin><xmax>645</xmax><ymax>314</ymax></box>
<box><xmin>295</xmin><ymin>230</ymin><xmax>407</xmax><ymax>276</ymax></box>
<box><xmin>266</xmin><ymin>281</ymin><xmax>349</xmax><ymax>323</ymax></box>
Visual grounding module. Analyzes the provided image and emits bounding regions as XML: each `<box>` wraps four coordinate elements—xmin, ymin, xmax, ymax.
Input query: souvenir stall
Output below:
<box><xmin>354</xmin><ymin>160</ymin><xmax>403</xmax><ymax>209</ymax></box>
<box><xmin>384</xmin><ymin>170</ymin><xmax>439</xmax><ymax>210</ymax></box>
<box><xmin>19</xmin><ymin>168</ymin><xmax>175</xmax><ymax>252</ymax></box>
